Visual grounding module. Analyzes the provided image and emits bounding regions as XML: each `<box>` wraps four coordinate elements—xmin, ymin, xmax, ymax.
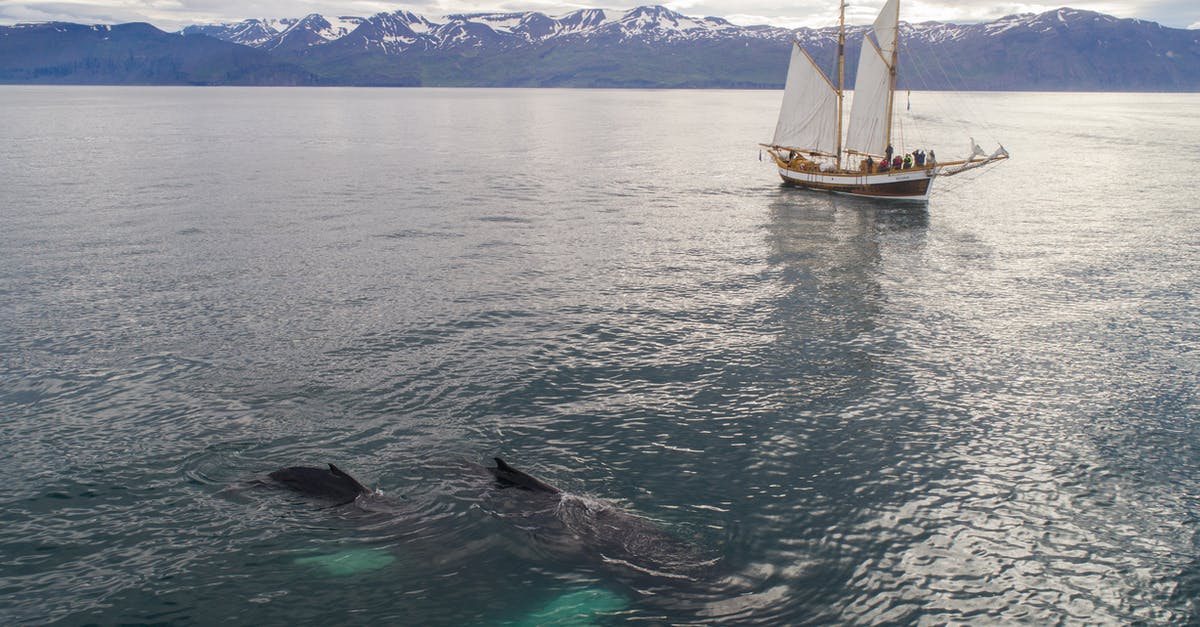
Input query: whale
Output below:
<box><xmin>260</xmin><ymin>459</ymin><xmax>789</xmax><ymax>622</ymax></box>
<box><xmin>262</xmin><ymin>458</ymin><xmax>750</xmax><ymax>621</ymax></box>
<box><xmin>268</xmin><ymin>463</ymin><xmax>372</xmax><ymax>505</ymax></box>
<box><xmin>484</xmin><ymin>457</ymin><xmax>718</xmax><ymax>582</ymax></box>
<box><xmin>265</xmin><ymin>458</ymin><xmax>719</xmax><ymax>583</ymax></box>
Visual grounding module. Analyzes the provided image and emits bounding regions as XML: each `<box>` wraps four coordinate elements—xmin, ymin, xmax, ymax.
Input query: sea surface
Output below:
<box><xmin>1</xmin><ymin>86</ymin><xmax>1198</xmax><ymax>625</ymax></box>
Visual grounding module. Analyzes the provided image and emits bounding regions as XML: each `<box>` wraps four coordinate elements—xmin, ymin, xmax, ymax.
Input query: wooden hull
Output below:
<box><xmin>775</xmin><ymin>160</ymin><xmax>939</xmax><ymax>202</ymax></box>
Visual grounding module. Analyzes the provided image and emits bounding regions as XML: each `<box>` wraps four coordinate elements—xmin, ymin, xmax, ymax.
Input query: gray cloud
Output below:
<box><xmin>0</xmin><ymin>0</ymin><xmax>1196</xmax><ymax>30</ymax></box>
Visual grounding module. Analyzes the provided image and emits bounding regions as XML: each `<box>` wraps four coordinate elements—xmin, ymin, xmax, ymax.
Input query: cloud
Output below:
<box><xmin>0</xmin><ymin>2</ymin><xmax>155</xmax><ymax>25</ymax></box>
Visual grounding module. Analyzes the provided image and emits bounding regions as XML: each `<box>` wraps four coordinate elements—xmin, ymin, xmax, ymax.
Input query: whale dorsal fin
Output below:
<box><xmin>492</xmin><ymin>457</ymin><xmax>560</xmax><ymax>494</ymax></box>
<box><xmin>328</xmin><ymin>463</ymin><xmax>369</xmax><ymax>494</ymax></box>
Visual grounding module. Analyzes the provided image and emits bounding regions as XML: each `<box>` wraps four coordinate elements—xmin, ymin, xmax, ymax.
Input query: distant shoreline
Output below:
<box><xmin>2</xmin><ymin>84</ymin><xmax>1198</xmax><ymax>94</ymax></box>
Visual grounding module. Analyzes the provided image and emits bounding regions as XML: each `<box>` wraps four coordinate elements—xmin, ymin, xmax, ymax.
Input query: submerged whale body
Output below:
<box><xmin>486</xmin><ymin>458</ymin><xmax>718</xmax><ymax>581</ymax></box>
<box><xmin>268</xmin><ymin>463</ymin><xmax>371</xmax><ymax>504</ymax></box>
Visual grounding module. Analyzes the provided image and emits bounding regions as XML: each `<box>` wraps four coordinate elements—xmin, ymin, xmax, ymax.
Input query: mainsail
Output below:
<box><xmin>771</xmin><ymin>43</ymin><xmax>839</xmax><ymax>155</ymax></box>
<box><xmin>844</xmin><ymin>36</ymin><xmax>890</xmax><ymax>155</ymax></box>
<box><xmin>845</xmin><ymin>0</ymin><xmax>900</xmax><ymax>156</ymax></box>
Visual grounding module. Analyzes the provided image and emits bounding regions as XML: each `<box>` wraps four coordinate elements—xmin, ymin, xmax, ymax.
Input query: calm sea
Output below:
<box><xmin>1</xmin><ymin>86</ymin><xmax>1197</xmax><ymax>625</ymax></box>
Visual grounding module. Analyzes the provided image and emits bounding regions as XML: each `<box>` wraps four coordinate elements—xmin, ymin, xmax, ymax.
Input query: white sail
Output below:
<box><xmin>873</xmin><ymin>0</ymin><xmax>900</xmax><ymax>60</ymax></box>
<box><xmin>772</xmin><ymin>42</ymin><xmax>839</xmax><ymax>155</ymax></box>
<box><xmin>844</xmin><ymin>35</ymin><xmax>891</xmax><ymax>155</ymax></box>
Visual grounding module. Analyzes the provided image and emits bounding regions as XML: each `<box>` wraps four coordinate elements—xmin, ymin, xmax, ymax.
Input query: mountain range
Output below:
<box><xmin>1</xmin><ymin>5</ymin><xmax>1198</xmax><ymax>90</ymax></box>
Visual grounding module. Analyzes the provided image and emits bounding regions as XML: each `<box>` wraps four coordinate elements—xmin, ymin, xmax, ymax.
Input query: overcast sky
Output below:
<box><xmin>1</xmin><ymin>0</ymin><xmax>1197</xmax><ymax>31</ymax></box>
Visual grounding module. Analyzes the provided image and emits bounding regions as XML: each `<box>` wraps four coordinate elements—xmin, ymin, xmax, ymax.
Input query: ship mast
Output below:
<box><xmin>835</xmin><ymin>0</ymin><xmax>845</xmax><ymax>169</ymax></box>
<box><xmin>884</xmin><ymin>0</ymin><xmax>900</xmax><ymax>151</ymax></box>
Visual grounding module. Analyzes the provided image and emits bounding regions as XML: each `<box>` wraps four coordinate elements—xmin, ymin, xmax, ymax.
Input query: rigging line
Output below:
<box><xmin>903</xmin><ymin>116</ymin><xmax>926</xmax><ymax>152</ymax></box>
<box><xmin>921</xmin><ymin>37</ymin><xmax>1002</xmax><ymax>145</ymax></box>
<box><xmin>890</xmin><ymin>45</ymin><xmax>917</xmax><ymax>148</ymax></box>
<box><xmin>897</xmin><ymin>45</ymin><xmax>960</xmax><ymax>154</ymax></box>
<box><xmin>896</xmin><ymin>40</ymin><xmax>961</xmax><ymax>148</ymax></box>
<box><xmin>901</xmin><ymin>40</ymin><xmax>974</xmax><ymax>141</ymax></box>
<box><xmin>897</xmin><ymin>66</ymin><xmax>929</xmax><ymax>149</ymax></box>
<box><xmin>939</xmin><ymin>159</ymin><xmax>1004</xmax><ymax>193</ymax></box>
<box><xmin>902</xmin><ymin>36</ymin><xmax>979</xmax><ymax>140</ymax></box>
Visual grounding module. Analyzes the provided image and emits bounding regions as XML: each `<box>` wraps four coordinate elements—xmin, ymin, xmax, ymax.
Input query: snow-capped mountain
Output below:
<box><xmin>182</xmin><ymin>14</ymin><xmax>364</xmax><ymax>51</ymax></box>
<box><xmin>4</xmin><ymin>6</ymin><xmax>1198</xmax><ymax>89</ymax></box>
<box><xmin>268</xmin><ymin>14</ymin><xmax>365</xmax><ymax>52</ymax></box>
<box><xmin>183</xmin><ymin>5</ymin><xmax>792</xmax><ymax>54</ymax></box>
<box><xmin>181</xmin><ymin>18</ymin><xmax>297</xmax><ymax>48</ymax></box>
<box><xmin>182</xmin><ymin>5</ymin><xmax>1198</xmax><ymax>63</ymax></box>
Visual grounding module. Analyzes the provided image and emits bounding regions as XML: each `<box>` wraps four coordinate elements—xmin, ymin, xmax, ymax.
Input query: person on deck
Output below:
<box><xmin>892</xmin><ymin>155</ymin><xmax>902</xmax><ymax>169</ymax></box>
<box><xmin>929</xmin><ymin>150</ymin><xmax>937</xmax><ymax>165</ymax></box>
<box><xmin>865</xmin><ymin>155</ymin><xmax>874</xmax><ymax>172</ymax></box>
<box><xmin>885</xmin><ymin>144</ymin><xmax>894</xmax><ymax>164</ymax></box>
<box><xmin>903</xmin><ymin>154</ymin><xmax>913</xmax><ymax>169</ymax></box>
<box><xmin>914</xmin><ymin>150</ymin><xmax>926</xmax><ymax>167</ymax></box>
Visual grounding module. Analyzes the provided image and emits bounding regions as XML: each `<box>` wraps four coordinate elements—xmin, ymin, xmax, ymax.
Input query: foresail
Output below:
<box><xmin>772</xmin><ymin>42</ymin><xmax>839</xmax><ymax>155</ymax></box>
<box><xmin>942</xmin><ymin>144</ymin><xmax>1010</xmax><ymax>177</ymax></box>
<box><xmin>844</xmin><ymin>35</ymin><xmax>891</xmax><ymax>156</ymax></box>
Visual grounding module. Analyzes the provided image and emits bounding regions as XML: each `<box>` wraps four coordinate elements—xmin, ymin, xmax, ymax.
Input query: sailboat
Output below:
<box><xmin>762</xmin><ymin>0</ymin><xmax>1008</xmax><ymax>202</ymax></box>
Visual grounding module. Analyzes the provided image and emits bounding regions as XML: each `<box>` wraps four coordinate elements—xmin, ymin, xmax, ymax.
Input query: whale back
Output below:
<box><xmin>269</xmin><ymin>463</ymin><xmax>370</xmax><ymax>504</ymax></box>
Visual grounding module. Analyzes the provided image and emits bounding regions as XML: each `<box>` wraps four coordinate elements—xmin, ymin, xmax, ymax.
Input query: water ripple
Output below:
<box><xmin>1</xmin><ymin>88</ymin><xmax>1197</xmax><ymax>624</ymax></box>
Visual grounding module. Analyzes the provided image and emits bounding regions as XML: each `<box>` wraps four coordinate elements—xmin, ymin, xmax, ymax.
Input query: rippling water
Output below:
<box><xmin>1</xmin><ymin>87</ymin><xmax>1198</xmax><ymax>624</ymax></box>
